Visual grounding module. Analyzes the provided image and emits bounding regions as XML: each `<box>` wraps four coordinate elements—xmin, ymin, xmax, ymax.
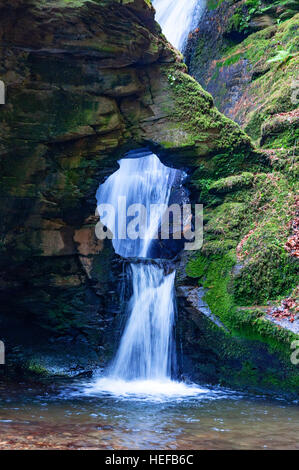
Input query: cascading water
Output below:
<box><xmin>98</xmin><ymin>151</ymin><xmax>178</xmax><ymax>382</ymax></box>
<box><xmin>112</xmin><ymin>264</ymin><xmax>176</xmax><ymax>381</ymax></box>
<box><xmin>152</xmin><ymin>0</ymin><xmax>205</xmax><ymax>51</ymax></box>
<box><xmin>84</xmin><ymin>1</ymin><xmax>209</xmax><ymax>399</ymax></box>
<box><xmin>96</xmin><ymin>150</ymin><xmax>179</xmax><ymax>259</ymax></box>
<box><xmin>84</xmin><ymin>150</ymin><xmax>207</xmax><ymax>398</ymax></box>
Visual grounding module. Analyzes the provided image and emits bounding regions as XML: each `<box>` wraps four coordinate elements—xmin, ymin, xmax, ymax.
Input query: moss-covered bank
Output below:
<box><xmin>182</xmin><ymin>0</ymin><xmax>298</xmax><ymax>394</ymax></box>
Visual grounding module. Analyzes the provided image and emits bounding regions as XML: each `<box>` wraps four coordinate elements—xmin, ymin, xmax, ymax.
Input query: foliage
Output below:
<box><xmin>226</xmin><ymin>0</ymin><xmax>262</xmax><ymax>36</ymax></box>
<box><xmin>267</xmin><ymin>46</ymin><xmax>297</xmax><ymax>65</ymax></box>
<box><xmin>184</xmin><ymin>0</ymin><xmax>299</xmax><ymax>392</ymax></box>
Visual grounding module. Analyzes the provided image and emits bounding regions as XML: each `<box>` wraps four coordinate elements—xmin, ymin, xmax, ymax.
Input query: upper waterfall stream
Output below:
<box><xmin>85</xmin><ymin>151</ymin><xmax>206</xmax><ymax>399</ymax></box>
<box><xmin>96</xmin><ymin>150</ymin><xmax>179</xmax><ymax>259</ymax></box>
<box><xmin>152</xmin><ymin>0</ymin><xmax>205</xmax><ymax>51</ymax></box>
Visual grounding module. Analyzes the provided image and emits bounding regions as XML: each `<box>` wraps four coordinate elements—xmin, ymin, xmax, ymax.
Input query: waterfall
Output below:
<box><xmin>96</xmin><ymin>151</ymin><xmax>179</xmax><ymax>381</ymax></box>
<box><xmin>85</xmin><ymin>150</ymin><xmax>206</xmax><ymax>398</ymax></box>
<box><xmin>112</xmin><ymin>264</ymin><xmax>176</xmax><ymax>380</ymax></box>
<box><xmin>96</xmin><ymin>151</ymin><xmax>179</xmax><ymax>259</ymax></box>
<box><xmin>152</xmin><ymin>0</ymin><xmax>205</xmax><ymax>51</ymax></box>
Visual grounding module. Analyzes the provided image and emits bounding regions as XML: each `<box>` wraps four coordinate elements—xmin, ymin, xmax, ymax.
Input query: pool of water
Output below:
<box><xmin>0</xmin><ymin>378</ymin><xmax>298</xmax><ymax>450</ymax></box>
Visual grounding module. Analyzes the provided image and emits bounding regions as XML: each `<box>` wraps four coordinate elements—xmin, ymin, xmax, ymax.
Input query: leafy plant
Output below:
<box><xmin>267</xmin><ymin>47</ymin><xmax>297</xmax><ymax>66</ymax></box>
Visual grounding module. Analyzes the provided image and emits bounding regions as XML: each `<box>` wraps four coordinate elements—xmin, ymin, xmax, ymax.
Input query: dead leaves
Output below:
<box><xmin>236</xmin><ymin>228</ymin><xmax>255</xmax><ymax>261</ymax></box>
<box><xmin>285</xmin><ymin>216</ymin><xmax>299</xmax><ymax>259</ymax></box>
<box><xmin>267</xmin><ymin>292</ymin><xmax>299</xmax><ymax>323</ymax></box>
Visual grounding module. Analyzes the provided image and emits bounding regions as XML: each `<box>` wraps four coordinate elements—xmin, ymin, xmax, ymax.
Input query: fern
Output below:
<box><xmin>267</xmin><ymin>47</ymin><xmax>297</xmax><ymax>65</ymax></box>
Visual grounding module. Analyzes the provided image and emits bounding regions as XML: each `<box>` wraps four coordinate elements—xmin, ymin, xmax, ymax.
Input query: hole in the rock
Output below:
<box><xmin>95</xmin><ymin>149</ymin><xmax>189</xmax><ymax>260</ymax></box>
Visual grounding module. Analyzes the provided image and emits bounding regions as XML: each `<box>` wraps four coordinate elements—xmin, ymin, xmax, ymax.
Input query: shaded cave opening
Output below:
<box><xmin>92</xmin><ymin>148</ymin><xmax>195</xmax><ymax>381</ymax></box>
<box><xmin>95</xmin><ymin>148</ymin><xmax>191</xmax><ymax>262</ymax></box>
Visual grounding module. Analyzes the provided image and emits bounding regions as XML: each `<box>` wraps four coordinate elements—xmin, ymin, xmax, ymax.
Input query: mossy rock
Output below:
<box><xmin>185</xmin><ymin>165</ymin><xmax>298</xmax><ymax>387</ymax></box>
<box><xmin>209</xmin><ymin>172</ymin><xmax>254</xmax><ymax>193</ymax></box>
<box><xmin>261</xmin><ymin>111</ymin><xmax>299</xmax><ymax>148</ymax></box>
<box><xmin>187</xmin><ymin>9</ymin><xmax>299</xmax><ymax>145</ymax></box>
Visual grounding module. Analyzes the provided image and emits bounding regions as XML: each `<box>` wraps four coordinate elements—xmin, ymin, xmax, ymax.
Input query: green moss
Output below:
<box><xmin>224</xmin><ymin>307</ymin><xmax>299</xmax><ymax>370</ymax></box>
<box><xmin>205</xmin><ymin>202</ymin><xmax>247</xmax><ymax>237</ymax></box>
<box><xmin>227</xmin><ymin>11</ymin><xmax>245</xmax><ymax>34</ymax></box>
<box><xmin>180</xmin><ymin>300</ymin><xmax>299</xmax><ymax>394</ymax></box>
<box><xmin>263</xmin><ymin>122</ymin><xmax>299</xmax><ymax>149</ymax></box>
<box><xmin>203</xmin><ymin>251</ymin><xmax>237</xmax><ymax>324</ymax></box>
<box><xmin>186</xmin><ymin>253</ymin><xmax>208</xmax><ymax>278</ymax></box>
<box><xmin>199</xmin><ymin>14</ymin><xmax>299</xmax><ymax>143</ymax></box>
<box><xmin>202</xmin><ymin>239</ymin><xmax>237</xmax><ymax>255</ymax></box>
<box><xmin>207</xmin><ymin>0</ymin><xmax>226</xmax><ymax>11</ymax></box>
<box><xmin>221</xmin><ymin>52</ymin><xmax>243</xmax><ymax>67</ymax></box>
<box><xmin>186</xmin><ymin>251</ymin><xmax>236</xmax><ymax>324</ymax></box>
<box><xmin>226</xmin><ymin>1</ymin><xmax>265</xmax><ymax>36</ymax></box>
<box><xmin>191</xmin><ymin>151</ymin><xmax>263</xmax><ymax>189</ymax></box>
<box><xmin>183</xmin><ymin>4</ymin><xmax>299</xmax><ymax>393</ymax></box>
<box><xmin>27</xmin><ymin>361</ymin><xmax>49</xmax><ymax>377</ymax></box>
<box><xmin>186</xmin><ymin>251</ymin><xmax>298</xmax><ymax>364</ymax></box>
<box><xmin>209</xmin><ymin>172</ymin><xmax>254</xmax><ymax>193</ymax></box>
<box><xmin>245</xmin><ymin>110</ymin><xmax>267</xmax><ymax>141</ymax></box>
<box><xmin>234</xmin><ymin>245</ymin><xmax>298</xmax><ymax>304</ymax></box>
<box><xmin>233</xmin><ymin>172</ymin><xmax>298</xmax><ymax>303</ymax></box>
<box><xmin>186</xmin><ymin>166</ymin><xmax>298</xmax><ymax>374</ymax></box>
<box><xmin>164</xmin><ymin>68</ymin><xmax>254</xmax><ymax>157</ymax></box>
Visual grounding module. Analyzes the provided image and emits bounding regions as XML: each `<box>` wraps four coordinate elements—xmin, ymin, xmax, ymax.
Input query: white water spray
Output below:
<box><xmin>96</xmin><ymin>151</ymin><xmax>178</xmax><ymax>258</ymax></box>
<box><xmin>153</xmin><ymin>0</ymin><xmax>205</xmax><ymax>51</ymax></box>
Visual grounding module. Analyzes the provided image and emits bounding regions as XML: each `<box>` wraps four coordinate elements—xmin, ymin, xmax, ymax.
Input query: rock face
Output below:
<box><xmin>0</xmin><ymin>0</ymin><xmax>253</xmax><ymax>375</ymax></box>
<box><xmin>186</xmin><ymin>1</ymin><xmax>299</xmax><ymax>144</ymax></box>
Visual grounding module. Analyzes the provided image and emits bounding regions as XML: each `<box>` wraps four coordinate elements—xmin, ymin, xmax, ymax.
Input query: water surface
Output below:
<box><xmin>0</xmin><ymin>379</ymin><xmax>298</xmax><ymax>450</ymax></box>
